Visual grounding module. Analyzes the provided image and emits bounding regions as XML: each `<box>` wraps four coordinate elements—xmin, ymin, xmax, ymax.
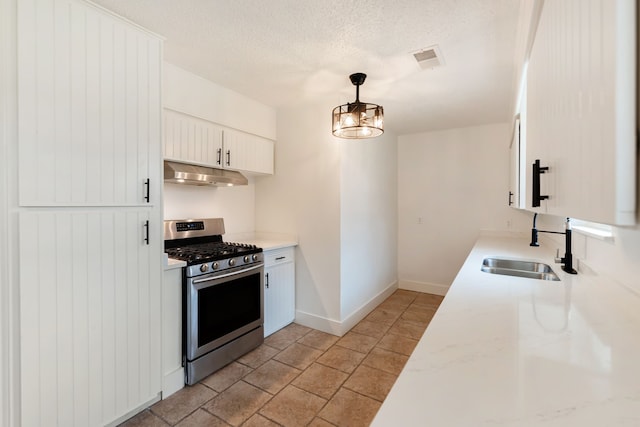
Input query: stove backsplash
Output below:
<box><xmin>164</xmin><ymin>180</ymin><xmax>256</xmax><ymax>235</ymax></box>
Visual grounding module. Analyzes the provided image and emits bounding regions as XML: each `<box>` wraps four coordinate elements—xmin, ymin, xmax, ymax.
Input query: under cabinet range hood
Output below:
<box><xmin>164</xmin><ymin>161</ymin><xmax>248</xmax><ymax>186</ymax></box>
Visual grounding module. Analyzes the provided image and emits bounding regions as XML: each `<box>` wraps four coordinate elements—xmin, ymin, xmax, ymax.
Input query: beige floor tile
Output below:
<box><xmin>243</xmin><ymin>359</ymin><xmax>301</xmax><ymax>394</ymax></box>
<box><xmin>273</xmin><ymin>342</ymin><xmax>323</xmax><ymax>370</ymax></box>
<box><xmin>150</xmin><ymin>383</ymin><xmax>217</xmax><ymax>425</ymax></box>
<box><xmin>412</xmin><ymin>293</ymin><xmax>445</xmax><ymax>308</ymax></box>
<box><xmin>308</xmin><ymin>418</ymin><xmax>337</xmax><ymax>427</ymax></box>
<box><xmin>362</xmin><ymin>347</ymin><xmax>409</xmax><ymax>375</ymax></box>
<box><xmin>200</xmin><ymin>361</ymin><xmax>253</xmax><ymax>392</ymax></box>
<box><xmin>387</xmin><ymin>318</ymin><xmax>427</xmax><ymax>339</ymax></box>
<box><xmin>119</xmin><ymin>409</ymin><xmax>169</xmax><ymax>427</ymax></box>
<box><xmin>386</xmin><ymin>290</ymin><xmax>418</xmax><ymax>305</ymax></box>
<box><xmin>401</xmin><ymin>306</ymin><xmax>437</xmax><ymax>325</ymax></box>
<box><xmin>376</xmin><ymin>299</ymin><xmax>411</xmax><ymax>312</ymax></box>
<box><xmin>264</xmin><ymin>323</ymin><xmax>311</xmax><ymax>349</ymax></box>
<box><xmin>376</xmin><ymin>333</ymin><xmax>419</xmax><ymax>356</ymax></box>
<box><xmin>291</xmin><ymin>363</ymin><xmax>349</xmax><ymax>400</ymax></box>
<box><xmin>318</xmin><ymin>388</ymin><xmax>381</xmax><ymax>427</ymax></box>
<box><xmin>343</xmin><ymin>365</ymin><xmax>397</xmax><ymax>402</ymax></box>
<box><xmin>203</xmin><ymin>381</ymin><xmax>272</xmax><ymax>426</ymax></box>
<box><xmin>237</xmin><ymin>344</ymin><xmax>279</xmax><ymax>369</ymax></box>
<box><xmin>335</xmin><ymin>332</ymin><xmax>379</xmax><ymax>354</ymax></box>
<box><xmin>174</xmin><ymin>409</ymin><xmax>230</xmax><ymax>427</ymax></box>
<box><xmin>297</xmin><ymin>329</ymin><xmax>339</xmax><ymax>351</ymax></box>
<box><xmin>365</xmin><ymin>306</ymin><xmax>402</xmax><ymax>325</ymax></box>
<box><xmin>259</xmin><ymin>385</ymin><xmax>327</xmax><ymax>426</ymax></box>
<box><xmin>350</xmin><ymin>320</ymin><xmax>390</xmax><ymax>339</ymax></box>
<box><xmin>242</xmin><ymin>413</ymin><xmax>280</xmax><ymax>427</ymax></box>
<box><xmin>316</xmin><ymin>346</ymin><xmax>366</xmax><ymax>374</ymax></box>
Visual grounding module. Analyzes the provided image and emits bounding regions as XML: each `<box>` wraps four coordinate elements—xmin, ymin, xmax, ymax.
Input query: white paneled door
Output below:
<box><xmin>17</xmin><ymin>0</ymin><xmax>162</xmax><ymax>207</ymax></box>
<box><xmin>263</xmin><ymin>248</ymin><xmax>295</xmax><ymax>337</ymax></box>
<box><xmin>19</xmin><ymin>210</ymin><xmax>162</xmax><ymax>426</ymax></box>
<box><xmin>163</xmin><ymin>109</ymin><xmax>224</xmax><ymax>167</ymax></box>
<box><xmin>16</xmin><ymin>0</ymin><xmax>164</xmax><ymax>425</ymax></box>
<box><xmin>526</xmin><ymin>0</ymin><xmax>636</xmax><ymax>225</ymax></box>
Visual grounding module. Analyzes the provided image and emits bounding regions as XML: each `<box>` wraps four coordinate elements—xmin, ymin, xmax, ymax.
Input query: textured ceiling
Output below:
<box><xmin>92</xmin><ymin>0</ymin><xmax>523</xmax><ymax>135</ymax></box>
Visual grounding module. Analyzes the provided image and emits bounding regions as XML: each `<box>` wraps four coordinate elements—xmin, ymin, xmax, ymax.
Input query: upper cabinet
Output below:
<box><xmin>525</xmin><ymin>0</ymin><xmax>637</xmax><ymax>225</ymax></box>
<box><xmin>17</xmin><ymin>0</ymin><xmax>162</xmax><ymax>207</ymax></box>
<box><xmin>164</xmin><ymin>109</ymin><xmax>275</xmax><ymax>175</ymax></box>
<box><xmin>508</xmin><ymin>117</ymin><xmax>525</xmax><ymax>210</ymax></box>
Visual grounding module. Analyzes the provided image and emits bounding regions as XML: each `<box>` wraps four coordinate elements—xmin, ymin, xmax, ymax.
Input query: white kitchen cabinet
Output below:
<box><xmin>508</xmin><ymin>117</ymin><xmax>524</xmax><ymax>209</ymax></box>
<box><xmin>162</xmin><ymin>266</ymin><xmax>184</xmax><ymax>398</ymax></box>
<box><xmin>19</xmin><ymin>210</ymin><xmax>162</xmax><ymax>427</ymax></box>
<box><xmin>223</xmin><ymin>128</ymin><xmax>275</xmax><ymax>175</ymax></box>
<box><xmin>163</xmin><ymin>109</ymin><xmax>274</xmax><ymax>175</ymax></box>
<box><xmin>17</xmin><ymin>0</ymin><xmax>162</xmax><ymax>207</ymax></box>
<box><xmin>163</xmin><ymin>108</ymin><xmax>224</xmax><ymax>167</ymax></box>
<box><xmin>263</xmin><ymin>247</ymin><xmax>295</xmax><ymax>337</ymax></box>
<box><xmin>526</xmin><ymin>0</ymin><xmax>636</xmax><ymax>225</ymax></box>
<box><xmin>16</xmin><ymin>0</ymin><xmax>164</xmax><ymax>425</ymax></box>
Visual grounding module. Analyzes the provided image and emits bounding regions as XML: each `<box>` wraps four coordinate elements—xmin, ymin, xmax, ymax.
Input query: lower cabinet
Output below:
<box><xmin>263</xmin><ymin>247</ymin><xmax>295</xmax><ymax>337</ymax></box>
<box><xmin>162</xmin><ymin>266</ymin><xmax>185</xmax><ymax>398</ymax></box>
<box><xmin>19</xmin><ymin>209</ymin><xmax>162</xmax><ymax>426</ymax></box>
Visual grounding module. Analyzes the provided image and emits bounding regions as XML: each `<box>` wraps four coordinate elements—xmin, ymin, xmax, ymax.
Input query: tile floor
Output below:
<box><xmin>121</xmin><ymin>290</ymin><xmax>444</xmax><ymax>427</ymax></box>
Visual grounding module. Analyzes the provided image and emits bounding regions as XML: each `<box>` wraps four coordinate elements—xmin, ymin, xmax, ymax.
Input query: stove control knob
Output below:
<box><xmin>212</xmin><ymin>262</ymin><xmax>219</xmax><ymax>270</ymax></box>
<box><xmin>229</xmin><ymin>258</ymin><xmax>236</xmax><ymax>267</ymax></box>
<box><xmin>200</xmin><ymin>264</ymin><xmax>209</xmax><ymax>273</ymax></box>
<box><xmin>243</xmin><ymin>255</ymin><xmax>250</xmax><ymax>263</ymax></box>
<box><xmin>252</xmin><ymin>254</ymin><xmax>259</xmax><ymax>262</ymax></box>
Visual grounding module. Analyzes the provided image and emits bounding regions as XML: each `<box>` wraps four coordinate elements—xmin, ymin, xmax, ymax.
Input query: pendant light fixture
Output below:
<box><xmin>332</xmin><ymin>73</ymin><xmax>384</xmax><ymax>139</ymax></box>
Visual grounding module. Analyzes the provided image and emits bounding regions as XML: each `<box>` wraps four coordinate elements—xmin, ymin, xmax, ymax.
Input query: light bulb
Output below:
<box><xmin>343</xmin><ymin>114</ymin><xmax>355</xmax><ymax>126</ymax></box>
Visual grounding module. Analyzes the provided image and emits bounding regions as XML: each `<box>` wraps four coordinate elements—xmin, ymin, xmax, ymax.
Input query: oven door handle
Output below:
<box><xmin>191</xmin><ymin>263</ymin><xmax>264</xmax><ymax>284</ymax></box>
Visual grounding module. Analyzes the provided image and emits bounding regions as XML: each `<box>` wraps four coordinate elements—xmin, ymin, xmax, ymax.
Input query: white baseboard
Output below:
<box><xmin>162</xmin><ymin>368</ymin><xmax>185</xmax><ymax>399</ymax></box>
<box><xmin>398</xmin><ymin>280</ymin><xmax>449</xmax><ymax>296</ymax></box>
<box><xmin>294</xmin><ymin>310</ymin><xmax>343</xmax><ymax>336</ymax></box>
<box><xmin>294</xmin><ymin>281</ymin><xmax>398</xmax><ymax>336</ymax></box>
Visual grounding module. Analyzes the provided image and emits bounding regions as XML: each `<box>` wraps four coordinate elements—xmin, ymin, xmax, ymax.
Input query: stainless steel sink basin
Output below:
<box><xmin>481</xmin><ymin>257</ymin><xmax>560</xmax><ymax>281</ymax></box>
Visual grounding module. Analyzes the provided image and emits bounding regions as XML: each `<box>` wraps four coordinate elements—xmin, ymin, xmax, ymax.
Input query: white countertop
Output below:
<box><xmin>227</xmin><ymin>232</ymin><xmax>298</xmax><ymax>251</ymax></box>
<box><xmin>372</xmin><ymin>234</ymin><xmax>640</xmax><ymax>426</ymax></box>
<box><xmin>164</xmin><ymin>257</ymin><xmax>186</xmax><ymax>271</ymax></box>
<box><xmin>237</xmin><ymin>238</ymin><xmax>297</xmax><ymax>251</ymax></box>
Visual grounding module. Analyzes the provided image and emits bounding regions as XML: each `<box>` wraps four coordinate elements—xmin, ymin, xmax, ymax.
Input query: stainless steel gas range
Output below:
<box><xmin>164</xmin><ymin>218</ymin><xmax>264</xmax><ymax>385</ymax></box>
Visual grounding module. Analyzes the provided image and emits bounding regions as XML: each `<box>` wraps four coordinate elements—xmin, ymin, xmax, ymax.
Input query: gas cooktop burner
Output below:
<box><xmin>165</xmin><ymin>241</ymin><xmax>261</xmax><ymax>265</ymax></box>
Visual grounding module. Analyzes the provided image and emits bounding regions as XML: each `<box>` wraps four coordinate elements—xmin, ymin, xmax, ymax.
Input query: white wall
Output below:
<box><xmin>340</xmin><ymin>132</ymin><xmax>398</xmax><ymax>323</ymax></box>
<box><xmin>162</xmin><ymin>63</ymin><xmax>276</xmax><ymax>225</ymax></box>
<box><xmin>398</xmin><ymin>123</ymin><xmax>531</xmax><ymax>294</ymax></box>
<box><xmin>163</xmin><ymin>62</ymin><xmax>276</xmax><ymax>140</ymax></box>
<box><xmin>534</xmin><ymin>214</ymin><xmax>640</xmax><ymax>296</ymax></box>
<box><xmin>163</xmin><ymin>182</ymin><xmax>256</xmax><ymax>234</ymax></box>
<box><xmin>255</xmin><ymin>101</ymin><xmax>342</xmax><ymax>332</ymax></box>
<box><xmin>255</xmin><ymin>100</ymin><xmax>399</xmax><ymax>335</ymax></box>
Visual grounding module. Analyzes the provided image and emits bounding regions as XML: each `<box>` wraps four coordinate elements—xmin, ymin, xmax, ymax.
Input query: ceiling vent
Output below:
<box><xmin>412</xmin><ymin>45</ymin><xmax>444</xmax><ymax>70</ymax></box>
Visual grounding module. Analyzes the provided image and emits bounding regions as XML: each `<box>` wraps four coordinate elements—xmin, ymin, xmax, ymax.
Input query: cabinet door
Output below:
<box><xmin>223</xmin><ymin>128</ymin><xmax>275</xmax><ymax>174</ymax></box>
<box><xmin>18</xmin><ymin>0</ymin><xmax>162</xmax><ymax>207</ymax></box>
<box><xmin>508</xmin><ymin>118</ymin><xmax>522</xmax><ymax>209</ymax></box>
<box><xmin>526</xmin><ymin>0</ymin><xmax>636</xmax><ymax>225</ymax></box>
<box><xmin>263</xmin><ymin>248</ymin><xmax>295</xmax><ymax>337</ymax></box>
<box><xmin>19</xmin><ymin>209</ymin><xmax>162</xmax><ymax>426</ymax></box>
<box><xmin>164</xmin><ymin>109</ymin><xmax>224</xmax><ymax>167</ymax></box>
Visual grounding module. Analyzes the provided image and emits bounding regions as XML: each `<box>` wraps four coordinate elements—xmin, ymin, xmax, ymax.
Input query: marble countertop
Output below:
<box><xmin>236</xmin><ymin>238</ymin><xmax>297</xmax><ymax>251</ymax></box>
<box><xmin>227</xmin><ymin>232</ymin><xmax>298</xmax><ymax>251</ymax></box>
<box><xmin>163</xmin><ymin>257</ymin><xmax>186</xmax><ymax>271</ymax></box>
<box><xmin>372</xmin><ymin>234</ymin><xmax>640</xmax><ymax>426</ymax></box>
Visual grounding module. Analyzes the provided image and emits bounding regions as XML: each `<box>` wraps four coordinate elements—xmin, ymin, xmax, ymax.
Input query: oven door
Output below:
<box><xmin>186</xmin><ymin>263</ymin><xmax>264</xmax><ymax>361</ymax></box>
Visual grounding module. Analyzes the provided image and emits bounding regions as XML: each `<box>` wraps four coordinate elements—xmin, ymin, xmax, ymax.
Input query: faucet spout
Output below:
<box><xmin>529</xmin><ymin>214</ymin><xmax>577</xmax><ymax>274</ymax></box>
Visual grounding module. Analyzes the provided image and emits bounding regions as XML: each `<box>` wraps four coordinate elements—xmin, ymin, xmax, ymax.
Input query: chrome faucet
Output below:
<box><xmin>530</xmin><ymin>213</ymin><xmax>577</xmax><ymax>274</ymax></box>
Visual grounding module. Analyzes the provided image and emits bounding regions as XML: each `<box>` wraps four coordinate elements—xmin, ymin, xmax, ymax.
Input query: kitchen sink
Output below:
<box><xmin>481</xmin><ymin>257</ymin><xmax>560</xmax><ymax>281</ymax></box>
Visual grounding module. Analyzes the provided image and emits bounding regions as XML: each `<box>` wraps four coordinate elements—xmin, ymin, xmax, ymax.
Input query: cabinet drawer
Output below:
<box><xmin>264</xmin><ymin>247</ymin><xmax>295</xmax><ymax>266</ymax></box>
